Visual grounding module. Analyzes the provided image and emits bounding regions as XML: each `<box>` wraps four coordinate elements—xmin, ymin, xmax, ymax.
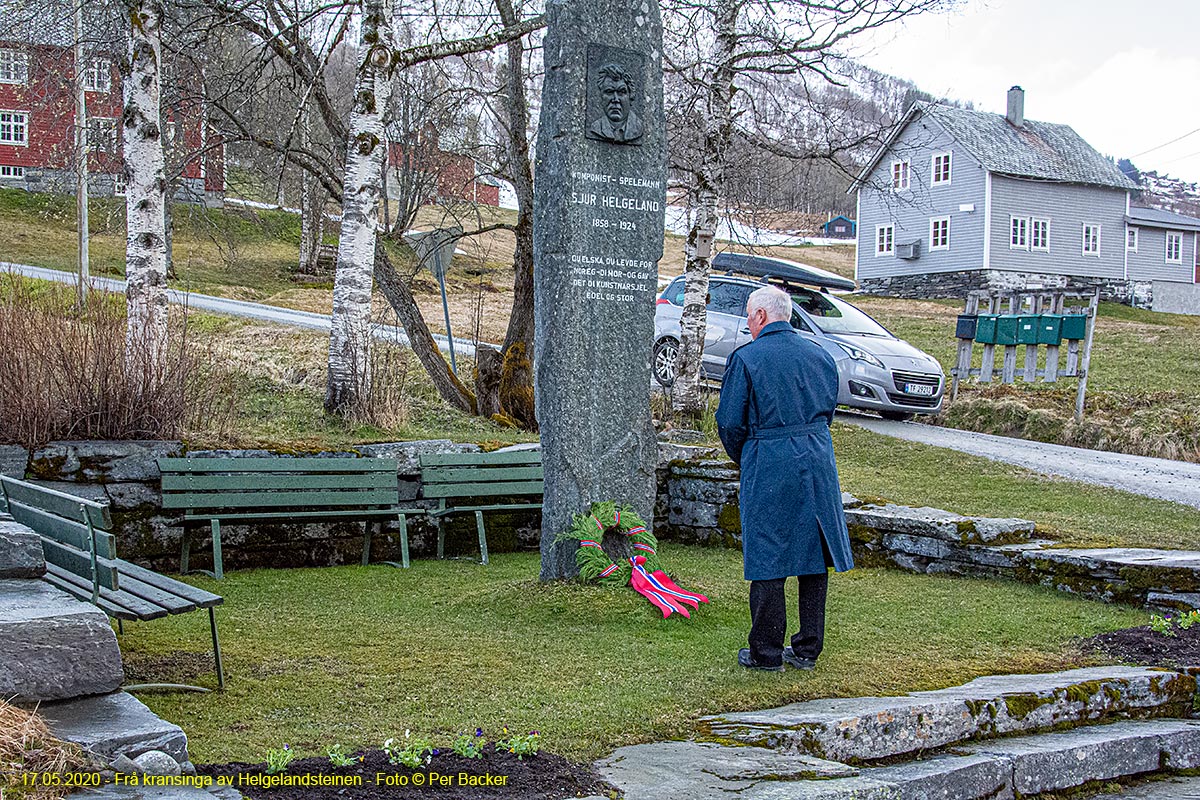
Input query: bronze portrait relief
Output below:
<box><xmin>585</xmin><ymin>44</ymin><xmax>646</xmax><ymax>146</ymax></box>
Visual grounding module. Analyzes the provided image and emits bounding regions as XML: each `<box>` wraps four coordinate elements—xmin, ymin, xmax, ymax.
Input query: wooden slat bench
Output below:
<box><xmin>0</xmin><ymin>475</ymin><xmax>226</xmax><ymax>691</ymax></box>
<box><xmin>158</xmin><ymin>457</ymin><xmax>419</xmax><ymax>579</ymax></box>
<box><xmin>419</xmin><ymin>450</ymin><xmax>543</xmax><ymax>565</ymax></box>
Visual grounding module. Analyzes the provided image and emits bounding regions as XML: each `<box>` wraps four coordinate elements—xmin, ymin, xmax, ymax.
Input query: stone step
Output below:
<box><xmin>844</xmin><ymin>503</ymin><xmax>1036</xmax><ymax>546</ymax></box>
<box><xmin>600</xmin><ymin>718</ymin><xmax>1200</xmax><ymax>799</ymax></box>
<box><xmin>41</xmin><ymin>691</ymin><xmax>190</xmax><ymax>765</ymax></box>
<box><xmin>703</xmin><ymin>666</ymin><xmax>1195</xmax><ymax>763</ymax></box>
<box><xmin>1092</xmin><ymin>775</ymin><xmax>1200</xmax><ymax>798</ymax></box>
<box><xmin>0</xmin><ymin>518</ymin><xmax>45</xmax><ymax>578</ymax></box>
<box><xmin>0</xmin><ymin>579</ymin><xmax>123</xmax><ymax>703</ymax></box>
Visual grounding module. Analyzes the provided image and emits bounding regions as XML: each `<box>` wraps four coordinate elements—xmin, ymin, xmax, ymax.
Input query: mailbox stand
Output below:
<box><xmin>950</xmin><ymin>289</ymin><xmax>1099</xmax><ymax>420</ymax></box>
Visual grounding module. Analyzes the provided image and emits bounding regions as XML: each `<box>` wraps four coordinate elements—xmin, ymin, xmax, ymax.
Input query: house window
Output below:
<box><xmin>1166</xmin><ymin>232</ymin><xmax>1183</xmax><ymax>264</ymax></box>
<box><xmin>0</xmin><ymin>164</ymin><xmax>24</xmax><ymax>178</ymax></box>
<box><xmin>890</xmin><ymin>160</ymin><xmax>910</xmax><ymax>191</ymax></box>
<box><xmin>86</xmin><ymin>118</ymin><xmax>117</xmax><ymax>152</ymax></box>
<box><xmin>1010</xmin><ymin>216</ymin><xmax>1028</xmax><ymax>250</ymax></box>
<box><xmin>1031</xmin><ymin>218</ymin><xmax>1050</xmax><ymax>251</ymax></box>
<box><xmin>929</xmin><ymin>216</ymin><xmax>950</xmax><ymax>251</ymax></box>
<box><xmin>0</xmin><ymin>111</ymin><xmax>29</xmax><ymax>145</ymax></box>
<box><xmin>1126</xmin><ymin>227</ymin><xmax>1138</xmax><ymax>252</ymax></box>
<box><xmin>0</xmin><ymin>49</ymin><xmax>28</xmax><ymax>85</ymax></box>
<box><xmin>1082</xmin><ymin>223</ymin><xmax>1101</xmax><ymax>256</ymax></box>
<box><xmin>875</xmin><ymin>224</ymin><xmax>895</xmax><ymax>256</ymax></box>
<box><xmin>83</xmin><ymin>58</ymin><xmax>112</xmax><ymax>93</ymax></box>
<box><xmin>113</xmin><ymin>172</ymin><xmax>126</xmax><ymax>196</ymax></box>
<box><xmin>931</xmin><ymin>152</ymin><xmax>952</xmax><ymax>185</ymax></box>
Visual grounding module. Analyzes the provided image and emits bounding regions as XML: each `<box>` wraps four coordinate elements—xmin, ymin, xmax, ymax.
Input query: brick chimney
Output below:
<box><xmin>1006</xmin><ymin>86</ymin><xmax>1025</xmax><ymax>128</ymax></box>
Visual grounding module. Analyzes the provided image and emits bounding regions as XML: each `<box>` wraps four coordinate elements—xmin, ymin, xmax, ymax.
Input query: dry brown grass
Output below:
<box><xmin>0</xmin><ymin>700</ymin><xmax>93</xmax><ymax>800</ymax></box>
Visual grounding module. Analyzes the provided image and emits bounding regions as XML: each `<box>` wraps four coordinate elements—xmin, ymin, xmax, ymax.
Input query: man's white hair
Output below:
<box><xmin>747</xmin><ymin>285</ymin><xmax>792</xmax><ymax>322</ymax></box>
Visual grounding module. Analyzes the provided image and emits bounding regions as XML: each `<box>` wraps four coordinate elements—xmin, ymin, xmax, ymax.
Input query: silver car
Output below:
<box><xmin>652</xmin><ymin>263</ymin><xmax>945</xmax><ymax>420</ymax></box>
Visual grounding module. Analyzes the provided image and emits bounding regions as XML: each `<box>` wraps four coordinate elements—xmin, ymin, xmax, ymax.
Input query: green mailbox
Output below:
<box><xmin>995</xmin><ymin>315</ymin><xmax>1020</xmax><ymax>346</ymax></box>
<box><xmin>974</xmin><ymin>314</ymin><xmax>998</xmax><ymax>344</ymax></box>
<box><xmin>1038</xmin><ymin>314</ymin><xmax>1063</xmax><ymax>345</ymax></box>
<box><xmin>1061</xmin><ymin>313</ymin><xmax>1088</xmax><ymax>340</ymax></box>
<box><xmin>1016</xmin><ymin>315</ymin><xmax>1040</xmax><ymax>345</ymax></box>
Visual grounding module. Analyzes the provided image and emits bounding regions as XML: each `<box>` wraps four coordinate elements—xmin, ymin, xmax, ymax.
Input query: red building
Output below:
<box><xmin>386</xmin><ymin>133</ymin><xmax>499</xmax><ymax>208</ymax></box>
<box><xmin>0</xmin><ymin>3</ymin><xmax>224</xmax><ymax>205</ymax></box>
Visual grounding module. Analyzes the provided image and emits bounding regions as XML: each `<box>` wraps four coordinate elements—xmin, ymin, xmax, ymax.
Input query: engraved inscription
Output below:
<box><xmin>586</xmin><ymin>43</ymin><xmax>646</xmax><ymax>146</ymax></box>
<box><xmin>565</xmin><ymin>169</ymin><xmax>661</xmax><ymax>305</ymax></box>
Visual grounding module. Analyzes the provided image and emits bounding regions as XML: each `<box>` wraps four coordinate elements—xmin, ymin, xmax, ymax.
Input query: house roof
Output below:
<box><xmin>0</xmin><ymin>0</ymin><xmax>121</xmax><ymax>52</ymax></box>
<box><xmin>821</xmin><ymin>215</ymin><xmax>854</xmax><ymax>227</ymax></box>
<box><xmin>850</xmin><ymin>102</ymin><xmax>1137</xmax><ymax>192</ymax></box>
<box><xmin>1126</xmin><ymin>206</ymin><xmax>1200</xmax><ymax>233</ymax></box>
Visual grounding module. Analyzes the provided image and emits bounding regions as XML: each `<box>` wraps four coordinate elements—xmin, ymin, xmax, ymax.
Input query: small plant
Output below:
<box><xmin>1150</xmin><ymin>614</ymin><xmax>1178</xmax><ymax>637</ymax></box>
<box><xmin>383</xmin><ymin>731</ymin><xmax>435</xmax><ymax>769</ymax></box>
<box><xmin>325</xmin><ymin>744</ymin><xmax>360</xmax><ymax>767</ymax></box>
<box><xmin>264</xmin><ymin>744</ymin><xmax>297</xmax><ymax>774</ymax></box>
<box><xmin>1178</xmin><ymin>610</ymin><xmax>1200</xmax><ymax>630</ymax></box>
<box><xmin>495</xmin><ymin>728</ymin><xmax>539</xmax><ymax>760</ymax></box>
<box><xmin>452</xmin><ymin>728</ymin><xmax>487</xmax><ymax>759</ymax></box>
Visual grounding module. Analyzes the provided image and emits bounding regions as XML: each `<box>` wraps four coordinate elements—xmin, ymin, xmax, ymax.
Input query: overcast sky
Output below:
<box><xmin>851</xmin><ymin>0</ymin><xmax>1200</xmax><ymax>184</ymax></box>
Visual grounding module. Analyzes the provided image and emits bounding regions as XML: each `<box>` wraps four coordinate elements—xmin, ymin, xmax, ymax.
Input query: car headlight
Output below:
<box><xmin>836</xmin><ymin>342</ymin><xmax>884</xmax><ymax>369</ymax></box>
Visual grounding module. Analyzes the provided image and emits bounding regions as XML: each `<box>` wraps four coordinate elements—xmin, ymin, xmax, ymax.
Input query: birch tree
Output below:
<box><xmin>325</xmin><ymin>0</ymin><xmax>395</xmax><ymax>414</ymax></box>
<box><xmin>664</xmin><ymin>0</ymin><xmax>952</xmax><ymax>417</ymax></box>
<box><xmin>122</xmin><ymin>0</ymin><xmax>170</xmax><ymax>366</ymax></box>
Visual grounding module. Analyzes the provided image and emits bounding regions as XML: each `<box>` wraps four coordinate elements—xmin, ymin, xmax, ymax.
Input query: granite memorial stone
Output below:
<box><xmin>533</xmin><ymin>0</ymin><xmax>666</xmax><ymax>579</ymax></box>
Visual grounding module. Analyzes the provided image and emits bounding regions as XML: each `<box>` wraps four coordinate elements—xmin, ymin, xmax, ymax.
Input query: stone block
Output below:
<box><xmin>656</xmin><ymin>442</ymin><xmax>719</xmax><ymax>465</ymax></box>
<box><xmin>846</xmin><ymin>504</ymin><xmax>1034</xmax><ymax>546</ymax></box>
<box><xmin>134</xmin><ymin>750</ymin><xmax>183</xmax><ymax>776</ymax></box>
<box><xmin>705</xmin><ymin>667</ymin><xmax>1195</xmax><ymax>763</ymax></box>
<box><xmin>40</xmin><ymin>691</ymin><xmax>189</xmax><ymax>763</ymax></box>
<box><xmin>0</xmin><ymin>444</ymin><xmax>28</xmax><ymax>478</ymax></box>
<box><xmin>0</xmin><ymin>580</ymin><xmax>123</xmax><ymax>702</ymax></box>
<box><xmin>105</xmin><ymin>482</ymin><xmax>162</xmax><ymax>511</ymax></box>
<box><xmin>598</xmin><ymin>741</ymin><xmax>857</xmax><ymax>800</ymax></box>
<box><xmin>1088</xmin><ymin>775</ymin><xmax>1200</xmax><ymax>799</ymax></box>
<box><xmin>1024</xmin><ymin>548</ymin><xmax>1200</xmax><ymax>593</ymax></box>
<box><xmin>28</xmin><ymin>441</ymin><xmax>182</xmax><ymax>483</ymax></box>
<box><xmin>0</xmin><ymin>520</ymin><xmax>45</xmax><ymax>578</ymax></box>
<box><xmin>964</xmin><ymin>719</ymin><xmax>1194</xmax><ymax>796</ymax></box>
<box><xmin>863</xmin><ymin>753</ymin><xmax>1013</xmax><ymax>800</ymax></box>
<box><xmin>1147</xmin><ymin>591</ymin><xmax>1200</xmax><ymax>613</ymax></box>
<box><xmin>356</xmin><ymin>440</ymin><xmax>481</xmax><ymax>475</ymax></box>
<box><xmin>882</xmin><ymin>533</ymin><xmax>953</xmax><ymax>560</ymax></box>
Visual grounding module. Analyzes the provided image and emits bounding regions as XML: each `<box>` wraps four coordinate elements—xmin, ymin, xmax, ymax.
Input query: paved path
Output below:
<box><xmin>2</xmin><ymin>262</ymin><xmax>484</xmax><ymax>358</ymax></box>
<box><xmin>837</xmin><ymin>411</ymin><xmax>1200</xmax><ymax>510</ymax></box>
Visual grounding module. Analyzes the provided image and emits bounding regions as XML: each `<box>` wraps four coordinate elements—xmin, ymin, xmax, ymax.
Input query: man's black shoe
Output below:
<box><xmin>782</xmin><ymin>646</ymin><xmax>816</xmax><ymax>671</ymax></box>
<box><xmin>738</xmin><ymin>648</ymin><xmax>784</xmax><ymax>672</ymax></box>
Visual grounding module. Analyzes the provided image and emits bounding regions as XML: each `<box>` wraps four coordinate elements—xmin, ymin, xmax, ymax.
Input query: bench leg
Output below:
<box><xmin>398</xmin><ymin>514</ymin><xmax>410</xmax><ymax>569</ymax></box>
<box><xmin>180</xmin><ymin>527</ymin><xmax>190</xmax><ymax>574</ymax></box>
<box><xmin>362</xmin><ymin>520</ymin><xmax>373</xmax><ymax>567</ymax></box>
<box><xmin>117</xmin><ymin>618</ymin><xmax>124</xmax><ymax>635</ymax></box>
<box><xmin>475</xmin><ymin>510</ymin><xmax>489</xmax><ymax>566</ymax></box>
<box><xmin>211</xmin><ymin>519</ymin><xmax>224</xmax><ymax>580</ymax></box>
<box><xmin>209</xmin><ymin>607</ymin><xmax>225</xmax><ymax>692</ymax></box>
<box><xmin>436</xmin><ymin>515</ymin><xmax>446</xmax><ymax>560</ymax></box>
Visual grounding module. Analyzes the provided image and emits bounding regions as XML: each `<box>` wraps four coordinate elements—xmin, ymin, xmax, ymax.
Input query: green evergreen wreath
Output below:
<box><xmin>557</xmin><ymin>501</ymin><xmax>662</xmax><ymax>586</ymax></box>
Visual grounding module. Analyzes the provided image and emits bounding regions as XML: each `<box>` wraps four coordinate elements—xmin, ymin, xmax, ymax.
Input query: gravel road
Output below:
<box><xmin>838</xmin><ymin>411</ymin><xmax>1200</xmax><ymax>510</ymax></box>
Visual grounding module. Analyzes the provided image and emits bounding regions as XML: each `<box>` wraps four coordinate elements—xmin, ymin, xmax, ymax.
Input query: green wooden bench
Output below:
<box><xmin>158</xmin><ymin>457</ymin><xmax>418</xmax><ymax>579</ymax></box>
<box><xmin>0</xmin><ymin>475</ymin><xmax>226</xmax><ymax>691</ymax></box>
<box><xmin>419</xmin><ymin>450</ymin><xmax>543</xmax><ymax>565</ymax></box>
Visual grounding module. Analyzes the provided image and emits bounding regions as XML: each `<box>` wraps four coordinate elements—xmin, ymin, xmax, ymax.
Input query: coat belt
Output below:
<box><xmin>748</xmin><ymin>422</ymin><xmax>829</xmax><ymax>439</ymax></box>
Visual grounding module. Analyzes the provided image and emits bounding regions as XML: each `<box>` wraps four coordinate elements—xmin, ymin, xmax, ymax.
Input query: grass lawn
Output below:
<box><xmin>124</xmin><ymin>549</ymin><xmax>1144</xmax><ymax>765</ymax></box>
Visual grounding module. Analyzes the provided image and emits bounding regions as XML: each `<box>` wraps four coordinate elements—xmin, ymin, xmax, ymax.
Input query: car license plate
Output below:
<box><xmin>904</xmin><ymin>383</ymin><xmax>935</xmax><ymax>396</ymax></box>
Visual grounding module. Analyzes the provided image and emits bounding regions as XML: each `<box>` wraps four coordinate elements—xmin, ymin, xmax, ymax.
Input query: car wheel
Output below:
<box><xmin>880</xmin><ymin>411</ymin><xmax>915</xmax><ymax>422</ymax></box>
<box><xmin>653</xmin><ymin>338</ymin><xmax>679</xmax><ymax>387</ymax></box>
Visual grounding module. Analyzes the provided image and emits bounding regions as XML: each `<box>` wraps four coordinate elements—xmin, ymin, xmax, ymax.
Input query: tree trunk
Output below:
<box><xmin>299</xmin><ymin>114</ymin><xmax>324</xmax><ymax>274</ymax></box>
<box><xmin>122</xmin><ymin>0</ymin><xmax>169</xmax><ymax>367</ymax></box>
<box><xmin>325</xmin><ymin>0</ymin><xmax>395</xmax><ymax>414</ymax></box>
<box><xmin>374</xmin><ymin>245</ymin><xmax>477</xmax><ymax>413</ymax></box>
<box><xmin>672</xmin><ymin>0</ymin><xmax>738</xmax><ymax>417</ymax></box>
<box><xmin>490</xmin><ymin>0</ymin><xmax>537</xmax><ymax>430</ymax></box>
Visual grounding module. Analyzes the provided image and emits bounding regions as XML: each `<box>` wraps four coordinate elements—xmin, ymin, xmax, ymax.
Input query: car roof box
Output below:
<box><xmin>713</xmin><ymin>252</ymin><xmax>857</xmax><ymax>292</ymax></box>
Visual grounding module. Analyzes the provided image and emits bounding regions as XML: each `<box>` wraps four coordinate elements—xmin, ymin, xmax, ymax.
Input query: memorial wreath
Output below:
<box><xmin>557</xmin><ymin>501</ymin><xmax>710</xmax><ymax>618</ymax></box>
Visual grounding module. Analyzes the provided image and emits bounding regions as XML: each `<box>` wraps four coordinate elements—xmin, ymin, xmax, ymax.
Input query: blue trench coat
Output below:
<box><xmin>715</xmin><ymin>321</ymin><xmax>854</xmax><ymax>580</ymax></box>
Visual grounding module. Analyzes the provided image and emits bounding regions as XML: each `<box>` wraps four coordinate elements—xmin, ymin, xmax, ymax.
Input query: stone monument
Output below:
<box><xmin>533</xmin><ymin>0</ymin><xmax>666</xmax><ymax>580</ymax></box>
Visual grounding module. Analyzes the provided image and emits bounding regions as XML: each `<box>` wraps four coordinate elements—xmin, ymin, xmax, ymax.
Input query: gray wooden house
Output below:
<box><xmin>851</xmin><ymin>87</ymin><xmax>1200</xmax><ymax>313</ymax></box>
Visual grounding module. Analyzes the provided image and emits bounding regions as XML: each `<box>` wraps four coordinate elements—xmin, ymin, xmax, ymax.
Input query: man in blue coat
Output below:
<box><xmin>715</xmin><ymin>286</ymin><xmax>854</xmax><ymax>672</ymax></box>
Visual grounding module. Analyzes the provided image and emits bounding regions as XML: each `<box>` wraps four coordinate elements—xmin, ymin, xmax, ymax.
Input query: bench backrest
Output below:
<box><xmin>158</xmin><ymin>457</ymin><xmax>401</xmax><ymax>512</ymax></box>
<box><xmin>419</xmin><ymin>450</ymin><xmax>543</xmax><ymax>500</ymax></box>
<box><xmin>0</xmin><ymin>475</ymin><xmax>119</xmax><ymax>595</ymax></box>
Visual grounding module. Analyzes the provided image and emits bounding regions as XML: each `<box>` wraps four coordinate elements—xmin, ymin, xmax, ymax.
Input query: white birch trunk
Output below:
<box><xmin>122</xmin><ymin>0</ymin><xmax>169</xmax><ymax>367</ymax></box>
<box><xmin>299</xmin><ymin>115</ymin><xmax>324</xmax><ymax>274</ymax></box>
<box><xmin>325</xmin><ymin>0</ymin><xmax>395</xmax><ymax>413</ymax></box>
<box><xmin>672</xmin><ymin>0</ymin><xmax>738</xmax><ymax>416</ymax></box>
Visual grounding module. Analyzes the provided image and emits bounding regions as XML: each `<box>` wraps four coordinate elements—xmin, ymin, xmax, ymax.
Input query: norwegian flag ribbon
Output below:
<box><xmin>628</xmin><ymin>556</ymin><xmax>694</xmax><ymax>618</ymax></box>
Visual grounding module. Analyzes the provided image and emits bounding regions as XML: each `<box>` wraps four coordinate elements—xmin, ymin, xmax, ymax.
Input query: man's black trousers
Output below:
<box><xmin>748</xmin><ymin>572</ymin><xmax>828</xmax><ymax>667</ymax></box>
